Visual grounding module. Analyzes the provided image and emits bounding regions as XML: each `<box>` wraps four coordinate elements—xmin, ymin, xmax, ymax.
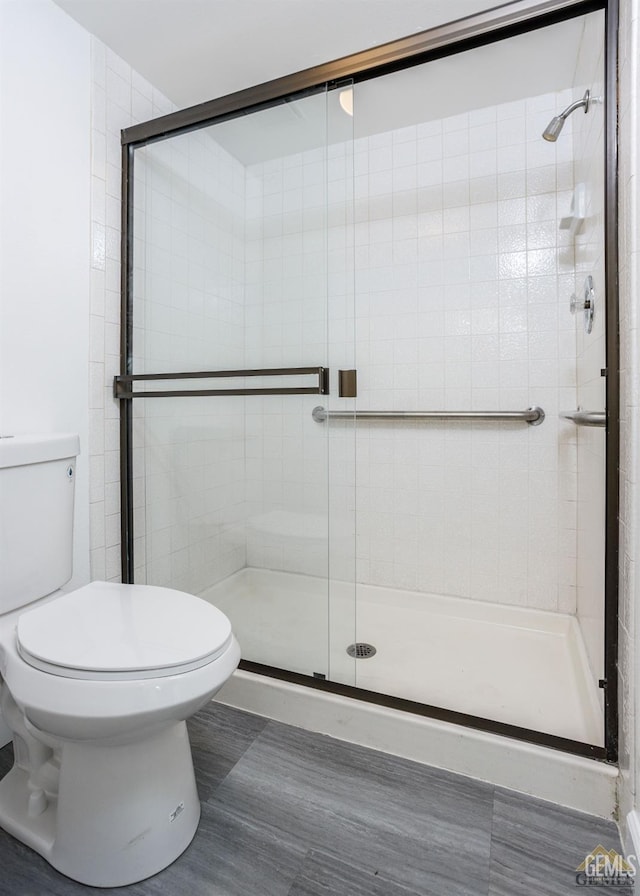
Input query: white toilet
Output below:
<box><xmin>0</xmin><ymin>434</ymin><xmax>241</xmax><ymax>887</ymax></box>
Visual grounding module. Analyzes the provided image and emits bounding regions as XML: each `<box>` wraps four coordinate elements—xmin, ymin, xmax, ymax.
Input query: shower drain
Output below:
<box><xmin>346</xmin><ymin>642</ymin><xmax>377</xmax><ymax>659</ymax></box>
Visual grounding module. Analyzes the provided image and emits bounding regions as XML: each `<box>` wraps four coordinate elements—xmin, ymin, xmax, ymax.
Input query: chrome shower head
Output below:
<box><xmin>542</xmin><ymin>89</ymin><xmax>591</xmax><ymax>142</ymax></box>
<box><xmin>542</xmin><ymin>115</ymin><xmax>565</xmax><ymax>142</ymax></box>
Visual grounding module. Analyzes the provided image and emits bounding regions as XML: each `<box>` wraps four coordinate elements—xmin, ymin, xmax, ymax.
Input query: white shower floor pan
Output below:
<box><xmin>202</xmin><ymin>567</ymin><xmax>603</xmax><ymax>746</ymax></box>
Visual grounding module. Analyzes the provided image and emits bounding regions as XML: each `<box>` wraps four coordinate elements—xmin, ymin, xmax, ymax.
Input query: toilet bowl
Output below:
<box><xmin>0</xmin><ymin>435</ymin><xmax>241</xmax><ymax>887</ymax></box>
<box><xmin>0</xmin><ymin>581</ymin><xmax>240</xmax><ymax>887</ymax></box>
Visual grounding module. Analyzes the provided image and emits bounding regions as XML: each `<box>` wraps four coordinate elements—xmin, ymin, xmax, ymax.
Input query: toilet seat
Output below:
<box><xmin>16</xmin><ymin>581</ymin><xmax>232</xmax><ymax>681</ymax></box>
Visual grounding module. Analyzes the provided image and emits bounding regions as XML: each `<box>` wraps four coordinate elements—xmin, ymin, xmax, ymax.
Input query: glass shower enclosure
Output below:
<box><xmin>116</xmin><ymin>0</ymin><xmax>618</xmax><ymax>760</ymax></box>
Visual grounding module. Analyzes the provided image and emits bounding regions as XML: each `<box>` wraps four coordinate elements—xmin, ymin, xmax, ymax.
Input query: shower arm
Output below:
<box><xmin>558</xmin><ymin>92</ymin><xmax>590</xmax><ymax>121</ymax></box>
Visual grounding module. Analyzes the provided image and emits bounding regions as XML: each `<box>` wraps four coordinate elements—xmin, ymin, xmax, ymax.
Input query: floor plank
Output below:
<box><xmin>287</xmin><ymin>849</ymin><xmax>426</xmax><ymax>896</ymax></box>
<box><xmin>0</xmin><ymin>704</ymin><xmax>629</xmax><ymax>896</ymax></box>
<box><xmin>488</xmin><ymin>787</ymin><xmax>632</xmax><ymax>896</ymax></box>
<box><xmin>187</xmin><ymin>700</ymin><xmax>269</xmax><ymax>802</ymax></box>
<box><xmin>209</xmin><ymin>719</ymin><xmax>494</xmax><ymax>896</ymax></box>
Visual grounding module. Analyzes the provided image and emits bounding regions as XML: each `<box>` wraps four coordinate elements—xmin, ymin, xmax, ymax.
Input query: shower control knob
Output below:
<box><xmin>569</xmin><ymin>294</ymin><xmax>580</xmax><ymax>314</ymax></box>
<box><xmin>570</xmin><ymin>293</ymin><xmax>593</xmax><ymax>314</ymax></box>
<box><xmin>569</xmin><ymin>276</ymin><xmax>595</xmax><ymax>335</ymax></box>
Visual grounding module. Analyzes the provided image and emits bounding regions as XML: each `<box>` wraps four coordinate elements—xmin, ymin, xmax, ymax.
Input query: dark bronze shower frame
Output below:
<box><xmin>119</xmin><ymin>0</ymin><xmax>619</xmax><ymax>762</ymax></box>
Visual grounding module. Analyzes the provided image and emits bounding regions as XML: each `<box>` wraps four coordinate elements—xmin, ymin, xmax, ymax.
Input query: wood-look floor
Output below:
<box><xmin>0</xmin><ymin>702</ymin><xmax>630</xmax><ymax>895</ymax></box>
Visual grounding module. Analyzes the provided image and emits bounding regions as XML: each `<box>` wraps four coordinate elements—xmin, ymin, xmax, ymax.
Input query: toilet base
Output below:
<box><xmin>0</xmin><ymin>720</ymin><xmax>201</xmax><ymax>887</ymax></box>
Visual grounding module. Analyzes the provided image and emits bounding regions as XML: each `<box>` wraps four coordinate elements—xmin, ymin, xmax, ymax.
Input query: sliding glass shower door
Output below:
<box><xmin>120</xmin><ymin>1</ymin><xmax>614</xmax><ymax>758</ymax></box>
<box><xmin>125</xmin><ymin>85</ymin><xmax>357</xmax><ymax>682</ymax></box>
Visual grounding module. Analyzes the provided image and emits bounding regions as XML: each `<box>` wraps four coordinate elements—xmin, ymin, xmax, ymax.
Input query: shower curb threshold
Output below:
<box><xmin>217</xmin><ymin>669</ymin><xmax>617</xmax><ymax>820</ymax></box>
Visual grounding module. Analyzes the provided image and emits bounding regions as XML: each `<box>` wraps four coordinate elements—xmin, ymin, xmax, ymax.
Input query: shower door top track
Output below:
<box><xmin>121</xmin><ymin>0</ymin><xmax>604</xmax><ymax>148</ymax></box>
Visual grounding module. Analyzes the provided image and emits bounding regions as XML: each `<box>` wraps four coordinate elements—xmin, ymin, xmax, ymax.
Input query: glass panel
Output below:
<box><xmin>573</xmin><ymin>11</ymin><xmax>607</xmax><ymax>709</ymax></box>
<box><xmin>131</xmin><ymin>87</ymin><xmax>358</xmax><ymax>681</ymax></box>
<box><xmin>348</xmin><ymin>11</ymin><xmax>605</xmax><ymax>745</ymax></box>
<box><xmin>132</xmin><ymin>394</ymin><xmax>245</xmax><ymax>592</ymax></box>
<box><xmin>326</xmin><ymin>82</ymin><xmax>357</xmax><ymax>685</ymax></box>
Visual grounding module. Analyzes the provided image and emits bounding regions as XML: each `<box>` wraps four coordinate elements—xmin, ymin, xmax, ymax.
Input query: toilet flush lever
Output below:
<box><xmin>570</xmin><ymin>275</ymin><xmax>595</xmax><ymax>334</ymax></box>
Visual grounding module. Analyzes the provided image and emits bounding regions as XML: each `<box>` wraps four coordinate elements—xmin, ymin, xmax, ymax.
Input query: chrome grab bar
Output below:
<box><xmin>312</xmin><ymin>406</ymin><xmax>545</xmax><ymax>425</ymax></box>
<box><xmin>560</xmin><ymin>410</ymin><xmax>606</xmax><ymax>427</ymax></box>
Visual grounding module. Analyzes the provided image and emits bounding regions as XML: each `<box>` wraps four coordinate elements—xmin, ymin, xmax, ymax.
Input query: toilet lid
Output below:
<box><xmin>16</xmin><ymin>581</ymin><xmax>233</xmax><ymax>680</ymax></box>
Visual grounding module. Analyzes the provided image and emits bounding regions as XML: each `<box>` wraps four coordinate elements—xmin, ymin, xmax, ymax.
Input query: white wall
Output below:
<box><xmin>0</xmin><ymin>0</ymin><xmax>91</xmax><ymax>590</ymax></box>
<box><xmin>618</xmin><ymin>0</ymin><xmax>640</xmax><ymax>848</ymax></box>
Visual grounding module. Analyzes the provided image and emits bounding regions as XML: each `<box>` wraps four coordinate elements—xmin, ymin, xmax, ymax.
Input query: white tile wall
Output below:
<box><xmin>348</xmin><ymin>93</ymin><xmax>579</xmax><ymax>611</ymax></box>
<box><xmin>243</xmin><ymin>86</ymin><xmax>582</xmax><ymax>612</ymax></box>
<box><xmin>89</xmin><ymin>39</ymin><xmax>176</xmax><ymax>584</ymax></box>
<box><xmin>89</xmin><ymin>39</ymin><xmax>261</xmax><ymax>596</ymax></box>
<box><xmin>243</xmin><ymin>123</ymin><xmax>333</xmax><ymax>579</ymax></box>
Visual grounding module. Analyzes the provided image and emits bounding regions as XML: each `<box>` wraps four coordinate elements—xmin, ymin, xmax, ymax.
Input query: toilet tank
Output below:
<box><xmin>0</xmin><ymin>434</ymin><xmax>80</xmax><ymax>614</ymax></box>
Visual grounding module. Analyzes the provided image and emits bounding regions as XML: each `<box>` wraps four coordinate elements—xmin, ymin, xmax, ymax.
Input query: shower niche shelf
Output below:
<box><xmin>560</xmin><ymin>182</ymin><xmax>587</xmax><ymax>237</ymax></box>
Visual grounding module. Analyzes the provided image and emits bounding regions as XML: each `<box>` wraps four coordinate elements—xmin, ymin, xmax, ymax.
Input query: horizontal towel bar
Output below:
<box><xmin>560</xmin><ymin>410</ymin><xmax>606</xmax><ymax>427</ymax></box>
<box><xmin>312</xmin><ymin>406</ymin><xmax>545</xmax><ymax>425</ymax></box>
<box><xmin>114</xmin><ymin>366</ymin><xmax>329</xmax><ymax>399</ymax></box>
